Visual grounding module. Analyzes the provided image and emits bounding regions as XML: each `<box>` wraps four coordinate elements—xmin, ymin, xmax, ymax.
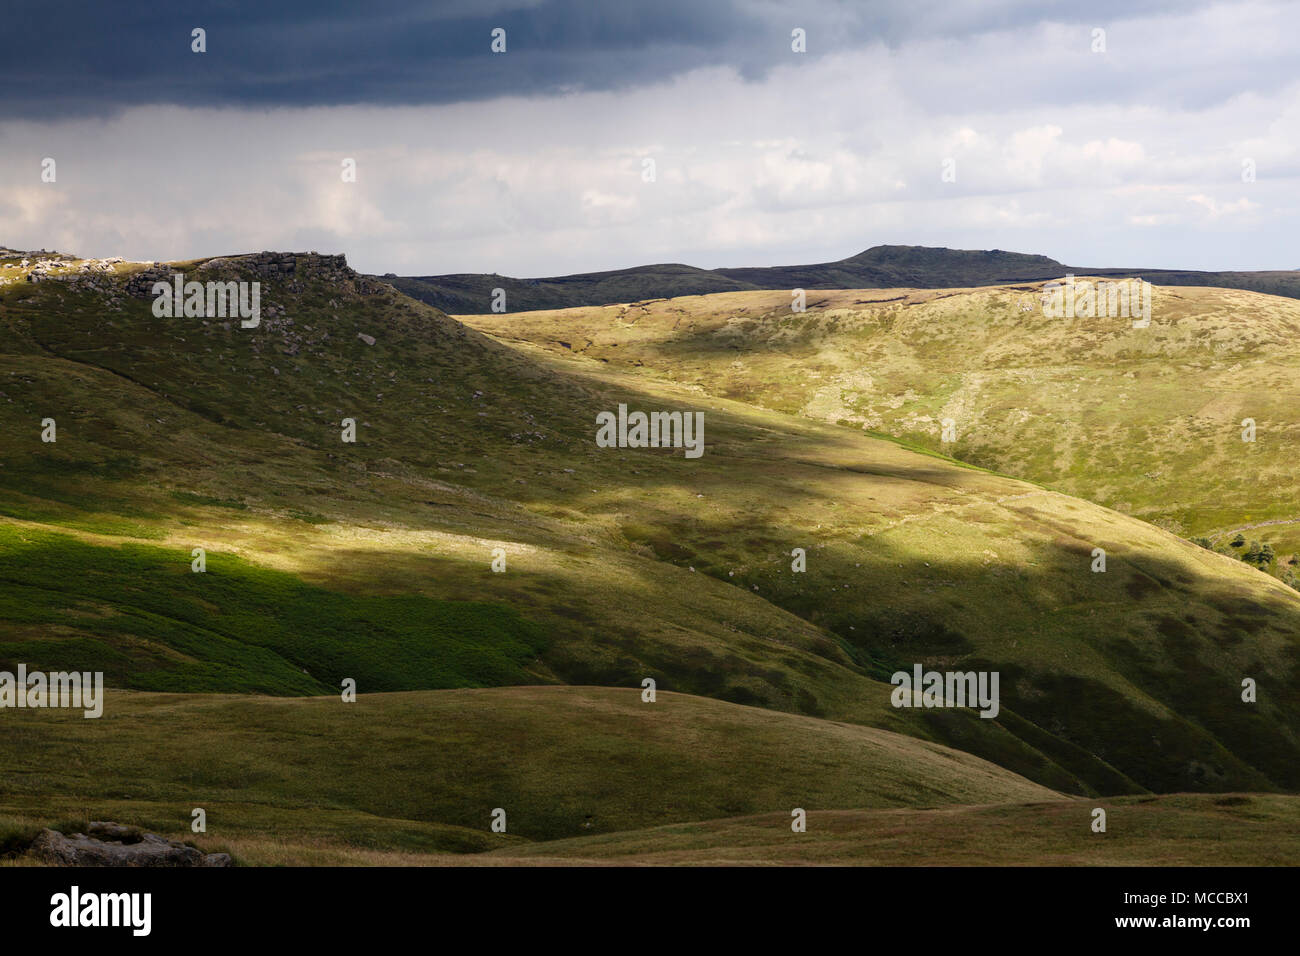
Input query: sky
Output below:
<box><xmin>1</xmin><ymin>0</ymin><xmax>1297</xmax><ymax>276</ymax></box>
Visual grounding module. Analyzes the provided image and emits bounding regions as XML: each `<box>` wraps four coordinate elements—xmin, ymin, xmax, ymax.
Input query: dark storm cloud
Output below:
<box><xmin>1</xmin><ymin>0</ymin><xmax>1217</xmax><ymax>118</ymax></box>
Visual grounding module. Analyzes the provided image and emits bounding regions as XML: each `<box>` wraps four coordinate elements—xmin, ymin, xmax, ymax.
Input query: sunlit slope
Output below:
<box><xmin>3</xmin><ymin>256</ymin><xmax>1300</xmax><ymax>796</ymax></box>
<box><xmin>460</xmin><ymin>284</ymin><xmax>1300</xmax><ymax>569</ymax></box>
<box><xmin>0</xmin><ymin>687</ymin><xmax>1061</xmax><ymax>855</ymax></box>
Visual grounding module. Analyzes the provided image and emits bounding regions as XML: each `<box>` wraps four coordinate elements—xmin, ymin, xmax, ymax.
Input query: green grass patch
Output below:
<box><xmin>0</xmin><ymin>525</ymin><xmax>547</xmax><ymax>694</ymax></box>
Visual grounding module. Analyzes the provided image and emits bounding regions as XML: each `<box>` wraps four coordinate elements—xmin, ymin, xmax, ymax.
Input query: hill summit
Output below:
<box><xmin>843</xmin><ymin>244</ymin><xmax>1063</xmax><ymax>269</ymax></box>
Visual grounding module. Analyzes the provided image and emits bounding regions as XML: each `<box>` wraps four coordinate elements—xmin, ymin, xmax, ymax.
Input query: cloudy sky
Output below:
<box><xmin>2</xmin><ymin>0</ymin><xmax>1297</xmax><ymax>276</ymax></box>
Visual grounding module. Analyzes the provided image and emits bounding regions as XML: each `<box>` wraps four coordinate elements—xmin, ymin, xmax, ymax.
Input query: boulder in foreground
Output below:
<box><xmin>29</xmin><ymin>822</ymin><xmax>232</xmax><ymax>867</ymax></box>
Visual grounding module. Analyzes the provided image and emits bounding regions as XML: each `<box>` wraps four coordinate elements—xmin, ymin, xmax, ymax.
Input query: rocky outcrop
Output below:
<box><xmin>14</xmin><ymin>248</ymin><xmax>394</xmax><ymax>307</ymax></box>
<box><xmin>123</xmin><ymin>264</ymin><xmax>175</xmax><ymax>298</ymax></box>
<box><xmin>29</xmin><ymin>822</ymin><xmax>232</xmax><ymax>867</ymax></box>
<box><xmin>210</xmin><ymin>251</ymin><xmax>349</xmax><ymax>279</ymax></box>
<box><xmin>119</xmin><ymin>251</ymin><xmax>386</xmax><ymax>297</ymax></box>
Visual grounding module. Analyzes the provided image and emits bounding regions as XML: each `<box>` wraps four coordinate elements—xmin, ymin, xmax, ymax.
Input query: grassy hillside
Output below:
<box><xmin>483</xmin><ymin>793</ymin><xmax>1300</xmax><ymax>866</ymax></box>
<box><xmin>463</xmin><ymin>283</ymin><xmax>1300</xmax><ymax>580</ymax></box>
<box><xmin>3</xmin><ymin>250</ymin><xmax>1300</xmax><ymax>864</ymax></box>
<box><xmin>0</xmin><ymin>523</ymin><xmax>547</xmax><ymax>694</ymax></box>
<box><xmin>0</xmin><ymin>686</ymin><xmax>1060</xmax><ymax>864</ymax></box>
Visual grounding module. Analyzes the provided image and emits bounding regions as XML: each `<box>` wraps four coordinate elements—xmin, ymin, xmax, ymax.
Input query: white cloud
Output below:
<box><xmin>1</xmin><ymin>2</ymin><xmax>1298</xmax><ymax>274</ymax></box>
<box><xmin>1186</xmin><ymin>194</ymin><xmax>1260</xmax><ymax>218</ymax></box>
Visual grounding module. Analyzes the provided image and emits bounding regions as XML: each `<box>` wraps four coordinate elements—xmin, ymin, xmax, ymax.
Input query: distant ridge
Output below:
<box><xmin>385</xmin><ymin>244</ymin><xmax>1300</xmax><ymax>313</ymax></box>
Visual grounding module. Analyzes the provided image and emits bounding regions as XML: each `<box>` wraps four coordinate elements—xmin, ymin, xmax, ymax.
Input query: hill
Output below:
<box><xmin>388</xmin><ymin>262</ymin><xmax>754</xmax><ymax>315</ymax></box>
<box><xmin>389</xmin><ymin>244</ymin><xmax>1300</xmax><ymax>313</ymax></box>
<box><xmin>0</xmin><ymin>686</ymin><xmax>1060</xmax><ymax>864</ymax></box>
<box><xmin>4</xmin><ymin>248</ymin><xmax>1300</xmax><ymax>864</ymax></box>
<box><xmin>464</xmin><ymin>283</ymin><xmax>1300</xmax><ymax>585</ymax></box>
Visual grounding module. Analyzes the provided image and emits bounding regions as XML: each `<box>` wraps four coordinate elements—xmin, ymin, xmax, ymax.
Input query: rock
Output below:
<box><xmin>357</xmin><ymin>332</ymin><xmax>376</xmax><ymax>346</ymax></box>
<box><xmin>28</xmin><ymin>822</ymin><xmax>233</xmax><ymax>867</ymax></box>
<box><xmin>124</xmin><ymin>264</ymin><xmax>175</xmax><ymax>298</ymax></box>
